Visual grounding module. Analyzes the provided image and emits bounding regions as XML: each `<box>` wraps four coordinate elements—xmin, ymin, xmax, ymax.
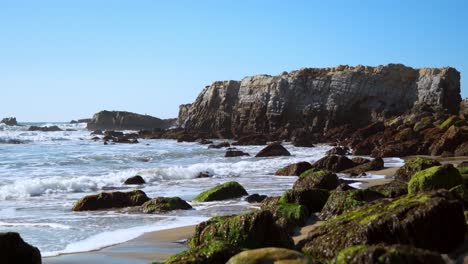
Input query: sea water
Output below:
<box><xmin>0</xmin><ymin>122</ymin><xmax>403</xmax><ymax>256</ymax></box>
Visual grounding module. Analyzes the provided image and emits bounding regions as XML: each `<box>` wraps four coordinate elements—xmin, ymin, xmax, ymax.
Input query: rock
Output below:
<box><xmin>112</xmin><ymin>136</ymin><xmax>139</xmax><ymax>144</ymax></box>
<box><xmin>430</xmin><ymin>125</ymin><xmax>466</xmax><ymax>155</ymax></box>
<box><xmin>297</xmin><ymin>190</ymin><xmax>466</xmax><ymax>260</ymax></box>
<box><xmin>180</xmin><ymin>65</ymin><xmax>461</xmax><ymax>138</ymax></box>
<box><xmin>293</xmin><ymin>170</ymin><xmax>340</xmax><ymax>190</ymax></box>
<box><xmin>165</xmin><ymin>239</ymin><xmax>241</xmax><ymax>264</ymax></box>
<box><xmin>333</xmin><ymin>244</ymin><xmax>445</xmax><ymax>264</ymax></box>
<box><xmin>0</xmin><ymin>117</ymin><xmax>17</xmax><ymax>126</ymax></box>
<box><xmin>87</xmin><ymin>110</ymin><xmax>173</xmax><ymax>131</ymax></box>
<box><xmin>351</xmin><ymin>157</ymin><xmax>370</xmax><ymax>166</ymax></box>
<box><xmin>123</xmin><ymin>175</ymin><xmax>146</xmax><ymax>185</ymax></box>
<box><xmin>320</xmin><ymin>189</ymin><xmax>385</xmax><ymax>219</ymax></box>
<box><xmin>196</xmin><ymin>138</ymin><xmax>213</xmax><ymax>144</ymax></box>
<box><xmin>326</xmin><ymin>146</ymin><xmax>350</xmax><ymax>156</ymax></box>
<box><xmin>395</xmin><ymin>157</ymin><xmax>441</xmax><ymax>182</ymax></box>
<box><xmin>280</xmin><ymin>188</ymin><xmax>329</xmax><ymax>213</ymax></box>
<box><xmin>369</xmin><ymin>180</ymin><xmax>408</xmax><ymax>198</ymax></box>
<box><xmin>291</xmin><ymin>129</ymin><xmax>317</xmax><ymax>147</ymax></box>
<box><xmin>455</xmin><ymin>141</ymin><xmax>468</xmax><ymax>156</ymax></box>
<box><xmin>245</xmin><ymin>194</ymin><xmax>267</xmax><ymax>203</ymax></box>
<box><xmin>70</xmin><ymin>118</ymin><xmax>91</xmax><ymax>124</ymax></box>
<box><xmin>408</xmin><ymin>164</ymin><xmax>463</xmax><ymax>194</ymax></box>
<box><xmin>91</xmin><ymin>129</ymin><xmax>103</xmax><ymax>135</ymax></box>
<box><xmin>0</xmin><ymin>232</ymin><xmax>41</xmax><ymax>264</ymax></box>
<box><xmin>141</xmin><ymin>197</ymin><xmax>192</xmax><ymax>213</ymax></box>
<box><xmin>232</xmin><ymin>134</ymin><xmax>267</xmax><ymax>145</ymax></box>
<box><xmin>28</xmin><ymin>125</ymin><xmax>62</xmax><ymax>132</ymax></box>
<box><xmin>196</xmin><ymin>171</ymin><xmax>213</xmax><ymax>178</ymax></box>
<box><xmin>413</xmin><ymin>116</ymin><xmax>434</xmax><ymax>132</ymax></box>
<box><xmin>190</xmin><ymin>210</ymin><xmax>293</xmax><ymax>250</ymax></box>
<box><xmin>271</xmin><ymin>202</ymin><xmax>309</xmax><ymax>227</ymax></box>
<box><xmin>255</xmin><ymin>142</ymin><xmax>291</xmax><ymax>157</ymax></box>
<box><xmin>72</xmin><ymin>190</ymin><xmax>150</xmax><ymax>211</ymax></box>
<box><xmin>208</xmin><ymin>142</ymin><xmax>231</xmax><ymax>149</ymax></box>
<box><xmin>274</xmin><ymin>162</ymin><xmax>312</xmax><ymax>176</ymax></box>
<box><xmin>441</xmin><ymin>150</ymin><xmax>454</xmax><ymax>157</ymax></box>
<box><xmin>461</xmin><ymin>98</ymin><xmax>468</xmax><ymax>118</ymax></box>
<box><xmin>193</xmin><ymin>181</ymin><xmax>248</xmax><ymax>202</ymax></box>
<box><xmin>227</xmin><ymin>247</ymin><xmax>313</xmax><ymax>264</ymax></box>
<box><xmin>225</xmin><ymin>149</ymin><xmax>249</xmax><ymax>157</ymax></box>
<box><xmin>371</xmin><ymin>140</ymin><xmax>420</xmax><ymax>157</ymax></box>
<box><xmin>341</xmin><ymin>157</ymin><xmax>384</xmax><ymax>175</ymax></box>
<box><xmin>176</xmin><ymin>134</ymin><xmax>197</xmax><ymax>142</ymax></box>
<box><xmin>312</xmin><ymin>155</ymin><xmax>356</xmax><ymax>172</ymax></box>
<box><xmin>104</xmin><ymin>130</ymin><xmax>124</xmax><ymax>137</ymax></box>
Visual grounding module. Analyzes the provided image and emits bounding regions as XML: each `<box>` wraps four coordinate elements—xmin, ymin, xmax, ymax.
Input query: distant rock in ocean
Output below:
<box><xmin>86</xmin><ymin>110</ymin><xmax>176</xmax><ymax>131</ymax></box>
<box><xmin>0</xmin><ymin>117</ymin><xmax>18</xmax><ymax>126</ymax></box>
<box><xmin>70</xmin><ymin>118</ymin><xmax>91</xmax><ymax>124</ymax></box>
<box><xmin>179</xmin><ymin>64</ymin><xmax>461</xmax><ymax>138</ymax></box>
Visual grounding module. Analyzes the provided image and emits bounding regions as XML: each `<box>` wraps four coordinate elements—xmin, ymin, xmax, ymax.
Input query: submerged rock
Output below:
<box><xmin>395</xmin><ymin>157</ymin><xmax>441</xmax><ymax>182</ymax></box>
<box><xmin>0</xmin><ymin>232</ymin><xmax>41</xmax><ymax>264</ymax></box>
<box><xmin>208</xmin><ymin>142</ymin><xmax>231</xmax><ymax>149</ymax></box>
<box><xmin>255</xmin><ymin>142</ymin><xmax>291</xmax><ymax>157</ymax></box>
<box><xmin>141</xmin><ymin>197</ymin><xmax>192</xmax><ymax>213</ymax></box>
<box><xmin>193</xmin><ymin>181</ymin><xmax>248</xmax><ymax>202</ymax></box>
<box><xmin>408</xmin><ymin>164</ymin><xmax>463</xmax><ymax>194</ymax></box>
<box><xmin>297</xmin><ymin>190</ymin><xmax>466</xmax><ymax>261</ymax></box>
<box><xmin>227</xmin><ymin>247</ymin><xmax>313</xmax><ymax>264</ymax></box>
<box><xmin>72</xmin><ymin>190</ymin><xmax>150</xmax><ymax>211</ymax></box>
<box><xmin>123</xmin><ymin>175</ymin><xmax>146</xmax><ymax>185</ymax></box>
<box><xmin>275</xmin><ymin>162</ymin><xmax>313</xmax><ymax>176</ymax></box>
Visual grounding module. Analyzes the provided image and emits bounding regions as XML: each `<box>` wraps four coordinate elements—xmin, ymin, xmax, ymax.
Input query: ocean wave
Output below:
<box><xmin>0</xmin><ymin>221</ymin><xmax>72</xmax><ymax>229</ymax></box>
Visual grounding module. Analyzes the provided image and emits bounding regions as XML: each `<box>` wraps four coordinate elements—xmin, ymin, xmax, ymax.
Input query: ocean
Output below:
<box><xmin>0</xmin><ymin>122</ymin><xmax>403</xmax><ymax>257</ymax></box>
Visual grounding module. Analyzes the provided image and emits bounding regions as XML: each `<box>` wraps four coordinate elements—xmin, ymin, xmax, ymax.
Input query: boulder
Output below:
<box><xmin>255</xmin><ymin>142</ymin><xmax>291</xmax><ymax>157</ymax></box>
<box><xmin>245</xmin><ymin>194</ymin><xmax>267</xmax><ymax>203</ymax></box>
<box><xmin>274</xmin><ymin>162</ymin><xmax>312</xmax><ymax>176</ymax></box>
<box><xmin>297</xmin><ymin>190</ymin><xmax>466</xmax><ymax>260</ymax></box>
<box><xmin>430</xmin><ymin>125</ymin><xmax>466</xmax><ymax>155</ymax></box>
<box><xmin>320</xmin><ymin>189</ymin><xmax>385</xmax><ymax>219</ymax></box>
<box><xmin>351</xmin><ymin>157</ymin><xmax>370</xmax><ymax>166</ymax></box>
<box><xmin>395</xmin><ymin>157</ymin><xmax>441</xmax><ymax>182</ymax></box>
<box><xmin>227</xmin><ymin>247</ymin><xmax>313</xmax><ymax>264</ymax></box>
<box><xmin>141</xmin><ymin>197</ymin><xmax>192</xmax><ymax>213</ymax></box>
<box><xmin>72</xmin><ymin>190</ymin><xmax>150</xmax><ymax>211</ymax></box>
<box><xmin>293</xmin><ymin>170</ymin><xmax>340</xmax><ymax>191</ymax></box>
<box><xmin>280</xmin><ymin>188</ymin><xmax>329</xmax><ymax>213</ymax></box>
<box><xmin>28</xmin><ymin>125</ymin><xmax>62</xmax><ymax>132</ymax></box>
<box><xmin>408</xmin><ymin>164</ymin><xmax>463</xmax><ymax>194</ymax></box>
<box><xmin>369</xmin><ymin>180</ymin><xmax>408</xmax><ymax>198</ymax></box>
<box><xmin>312</xmin><ymin>155</ymin><xmax>356</xmax><ymax>172</ymax></box>
<box><xmin>271</xmin><ymin>202</ymin><xmax>309</xmax><ymax>227</ymax></box>
<box><xmin>123</xmin><ymin>175</ymin><xmax>146</xmax><ymax>185</ymax></box>
<box><xmin>0</xmin><ymin>117</ymin><xmax>17</xmax><ymax>126</ymax></box>
<box><xmin>341</xmin><ymin>157</ymin><xmax>384</xmax><ymax>175</ymax></box>
<box><xmin>177</xmin><ymin>134</ymin><xmax>197</xmax><ymax>142</ymax></box>
<box><xmin>87</xmin><ymin>110</ymin><xmax>173</xmax><ymax>130</ymax></box>
<box><xmin>0</xmin><ymin>232</ymin><xmax>41</xmax><ymax>264</ymax></box>
<box><xmin>326</xmin><ymin>146</ymin><xmax>350</xmax><ymax>156</ymax></box>
<box><xmin>208</xmin><ymin>142</ymin><xmax>231</xmax><ymax>149</ymax></box>
<box><xmin>196</xmin><ymin>171</ymin><xmax>213</xmax><ymax>178</ymax></box>
<box><xmin>455</xmin><ymin>141</ymin><xmax>468</xmax><ymax>156</ymax></box>
<box><xmin>225</xmin><ymin>149</ymin><xmax>250</xmax><ymax>157</ymax></box>
<box><xmin>232</xmin><ymin>134</ymin><xmax>267</xmax><ymax>146</ymax></box>
<box><xmin>333</xmin><ymin>244</ymin><xmax>445</xmax><ymax>264</ymax></box>
<box><xmin>196</xmin><ymin>138</ymin><xmax>213</xmax><ymax>145</ymax></box>
<box><xmin>193</xmin><ymin>181</ymin><xmax>248</xmax><ymax>202</ymax></box>
<box><xmin>165</xmin><ymin>239</ymin><xmax>241</xmax><ymax>264</ymax></box>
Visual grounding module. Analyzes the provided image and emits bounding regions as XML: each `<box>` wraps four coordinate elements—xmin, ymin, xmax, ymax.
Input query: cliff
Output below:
<box><xmin>179</xmin><ymin>64</ymin><xmax>461</xmax><ymax>137</ymax></box>
<box><xmin>87</xmin><ymin>111</ymin><xmax>175</xmax><ymax>131</ymax></box>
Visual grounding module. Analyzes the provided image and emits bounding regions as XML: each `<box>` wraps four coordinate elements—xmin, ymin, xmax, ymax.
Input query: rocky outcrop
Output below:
<box><xmin>0</xmin><ymin>117</ymin><xmax>17</xmax><ymax>126</ymax></box>
<box><xmin>141</xmin><ymin>197</ymin><xmax>192</xmax><ymax>213</ymax></box>
<box><xmin>123</xmin><ymin>175</ymin><xmax>145</xmax><ymax>185</ymax></box>
<box><xmin>72</xmin><ymin>190</ymin><xmax>150</xmax><ymax>211</ymax></box>
<box><xmin>0</xmin><ymin>232</ymin><xmax>41</xmax><ymax>264</ymax></box>
<box><xmin>193</xmin><ymin>181</ymin><xmax>248</xmax><ymax>202</ymax></box>
<box><xmin>180</xmin><ymin>64</ymin><xmax>461</xmax><ymax>137</ymax></box>
<box><xmin>28</xmin><ymin>125</ymin><xmax>62</xmax><ymax>132</ymax></box>
<box><xmin>255</xmin><ymin>142</ymin><xmax>291</xmax><ymax>157</ymax></box>
<box><xmin>87</xmin><ymin>110</ymin><xmax>175</xmax><ymax>131</ymax></box>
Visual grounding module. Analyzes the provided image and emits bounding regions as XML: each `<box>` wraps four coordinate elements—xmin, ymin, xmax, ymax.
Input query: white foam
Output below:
<box><xmin>0</xmin><ymin>222</ymin><xmax>72</xmax><ymax>229</ymax></box>
<box><xmin>42</xmin><ymin>216</ymin><xmax>208</xmax><ymax>257</ymax></box>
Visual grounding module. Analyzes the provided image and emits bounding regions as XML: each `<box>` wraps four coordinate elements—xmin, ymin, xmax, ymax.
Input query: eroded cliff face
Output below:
<box><xmin>180</xmin><ymin>64</ymin><xmax>461</xmax><ymax>138</ymax></box>
<box><xmin>87</xmin><ymin>110</ymin><xmax>174</xmax><ymax>130</ymax></box>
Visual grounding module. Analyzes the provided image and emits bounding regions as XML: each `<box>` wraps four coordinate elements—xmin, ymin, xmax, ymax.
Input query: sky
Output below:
<box><xmin>0</xmin><ymin>0</ymin><xmax>467</xmax><ymax>122</ymax></box>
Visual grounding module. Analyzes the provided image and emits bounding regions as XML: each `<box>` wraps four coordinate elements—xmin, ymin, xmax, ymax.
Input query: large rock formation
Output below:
<box><xmin>0</xmin><ymin>117</ymin><xmax>17</xmax><ymax>126</ymax></box>
<box><xmin>87</xmin><ymin>110</ymin><xmax>175</xmax><ymax>131</ymax></box>
<box><xmin>179</xmin><ymin>64</ymin><xmax>461</xmax><ymax>138</ymax></box>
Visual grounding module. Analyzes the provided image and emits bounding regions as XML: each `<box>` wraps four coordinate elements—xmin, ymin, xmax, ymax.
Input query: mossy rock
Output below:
<box><xmin>408</xmin><ymin>164</ymin><xmax>462</xmax><ymax>194</ymax></box>
<box><xmin>333</xmin><ymin>244</ymin><xmax>445</xmax><ymax>264</ymax></box>
<box><xmin>449</xmin><ymin>184</ymin><xmax>468</xmax><ymax>207</ymax></box>
<box><xmin>164</xmin><ymin>239</ymin><xmax>241</xmax><ymax>264</ymax></box>
<box><xmin>320</xmin><ymin>189</ymin><xmax>385</xmax><ymax>219</ymax></box>
<box><xmin>227</xmin><ymin>247</ymin><xmax>313</xmax><ymax>264</ymax></box>
<box><xmin>72</xmin><ymin>190</ymin><xmax>150</xmax><ymax>211</ymax></box>
<box><xmin>190</xmin><ymin>210</ymin><xmax>293</xmax><ymax>250</ymax></box>
<box><xmin>341</xmin><ymin>157</ymin><xmax>384</xmax><ymax>175</ymax></box>
<box><xmin>298</xmin><ymin>168</ymin><xmax>322</xmax><ymax>177</ymax></box>
<box><xmin>369</xmin><ymin>180</ymin><xmax>408</xmax><ymax>198</ymax></box>
<box><xmin>280</xmin><ymin>188</ymin><xmax>329</xmax><ymax>212</ymax></box>
<box><xmin>193</xmin><ymin>181</ymin><xmax>248</xmax><ymax>202</ymax></box>
<box><xmin>275</xmin><ymin>203</ymin><xmax>309</xmax><ymax>226</ymax></box>
<box><xmin>395</xmin><ymin>157</ymin><xmax>440</xmax><ymax>182</ymax></box>
<box><xmin>413</xmin><ymin>116</ymin><xmax>434</xmax><ymax>132</ymax></box>
<box><xmin>141</xmin><ymin>197</ymin><xmax>192</xmax><ymax>213</ymax></box>
<box><xmin>294</xmin><ymin>170</ymin><xmax>339</xmax><ymax>190</ymax></box>
<box><xmin>458</xmin><ymin>166</ymin><xmax>468</xmax><ymax>175</ymax></box>
<box><xmin>297</xmin><ymin>190</ymin><xmax>466</xmax><ymax>261</ymax></box>
<box><xmin>439</xmin><ymin>115</ymin><xmax>457</xmax><ymax>129</ymax></box>
<box><xmin>275</xmin><ymin>162</ymin><xmax>312</xmax><ymax>176</ymax></box>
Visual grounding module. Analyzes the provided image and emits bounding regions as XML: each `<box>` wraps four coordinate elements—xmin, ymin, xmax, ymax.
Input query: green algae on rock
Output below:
<box><xmin>193</xmin><ymin>181</ymin><xmax>248</xmax><ymax>202</ymax></box>
<box><xmin>280</xmin><ymin>188</ymin><xmax>329</xmax><ymax>213</ymax></box>
<box><xmin>141</xmin><ymin>197</ymin><xmax>192</xmax><ymax>213</ymax></box>
<box><xmin>395</xmin><ymin>157</ymin><xmax>441</xmax><ymax>182</ymax></box>
<box><xmin>408</xmin><ymin>164</ymin><xmax>462</xmax><ymax>194</ymax></box>
<box><xmin>294</xmin><ymin>170</ymin><xmax>339</xmax><ymax>190</ymax></box>
<box><xmin>72</xmin><ymin>190</ymin><xmax>150</xmax><ymax>211</ymax></box>
<box><xmin>162</xmin><ymin>239</ymin><xmax>241</xmax><ymax>264</ymax></box>
<box><xmin>297</xmin><ymin>190</ymin><xmax>466</xmax><ymax>261</ymax></box>
<box><xmin>369</xmin><ymin>180</ymin><xmax>408</xmax><ymax>198</ymax></box>
<box><xmin>227</xmin><ymin>247</ymin><xmax>313</xmax><ymax>264</ymax></box>
<box><xmin>332</xmin><ymin>244</ymin><xmax>445</xmax><ymax>264</ymax></box>
<box><xmin>319</xmin><ymin>189</ymin><xmax>385</xmax><ymax>219</ymax></box>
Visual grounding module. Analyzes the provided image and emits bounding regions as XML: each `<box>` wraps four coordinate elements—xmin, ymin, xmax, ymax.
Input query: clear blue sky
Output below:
<box><xmin>1</xmin><ymin>0</ymin><xmax>467</xmax><ymax>121</ymax></box>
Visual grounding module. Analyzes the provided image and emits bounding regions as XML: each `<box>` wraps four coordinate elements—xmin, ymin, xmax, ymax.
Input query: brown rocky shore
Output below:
<box><xmin>3</xmin><ymin>64</ymin><xmax>468</xmax><ymax>264</ymax></box>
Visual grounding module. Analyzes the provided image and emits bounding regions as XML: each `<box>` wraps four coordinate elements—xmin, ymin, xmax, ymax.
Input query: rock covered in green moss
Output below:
<box><xmin>274</xmin><ymin>203</ymin><xmax>309</xmax><ymax>226</ymax></box>
<box><xmin>320</xmin><ymin>189</ymin><xmax>385</xmax><ymax>219</ymax></box>
<box><xmin>395</xmin><ymin>157</ymin><xmax>441</xmax><ymax>182</ymax></box>
<box><xmin>0</xmin><ymin>232</ymin><xmax>41</xmax><ymax>264</ymax></box>
<box><xmin>341</xmin><ymin>157</ymin><xmax>384</xmax><ymax>175</ymax></box>
<box><xmin>193</xmin><ymin>181</ymin><xmax>248</xmax><ymax>202</ymax></box>
<box><xmin>163</xmin><ymin>239</ymin><xmax>241</xmax><ymax>264</ymax></box>
<box><xmin>275</xmin><ymin>162</ymin><xmax>312</xmax><ymax>176</ymax></box>
<box><xmin>449</xmin><ymin>185</ymin><xmax>468</xmax><ymax>206</ymax></box>
<box><xmin>297</xmin><ymin>190</ymin><xmax>466</xmax><ymax>261</ymax></box>
<box><xmin>280</xmin><ymin>188</ymin><xmax>329</xmax><ymax>213</ymax></box>
<box><xmin>408</xmin><ymin>164</ymin><xmax>462</xmax><ymax>194</ymax></box>
<box><xmin>369</xmin><ymin>180</ymin><xmax>408</xmax><ymax>198</ymax></box>
<box><xmin>294</xmin><ymin>170</ymin><xmax>339</xmax><ymax>190</ymax></box>
<box><xmin>141</xmin><ymin>197</ymin><xmax>192</xmax><ymax>213</ymax></box>
<box><xmin>72</xmin><ymin>190</ymin><xmax>150</xmax><ymax>211</ymax></box>
<box><xmin>227</xmin><ymin>247</ymin><xmax>313</xmax><ymax>264</ymax></box>
<box><xmin>333</xmin><ymin>244</ymin><xmax>445</xmax><ymax>264</ymax></box>
<box><xmin>190</xmin><ymin>210</ymin><xmax>293</xmax><ymax>250</ymax></box>
<box><xmin>312</xmin><ymin>155</ymin><xmax>356</xmax><ymax>172</ymax></box>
